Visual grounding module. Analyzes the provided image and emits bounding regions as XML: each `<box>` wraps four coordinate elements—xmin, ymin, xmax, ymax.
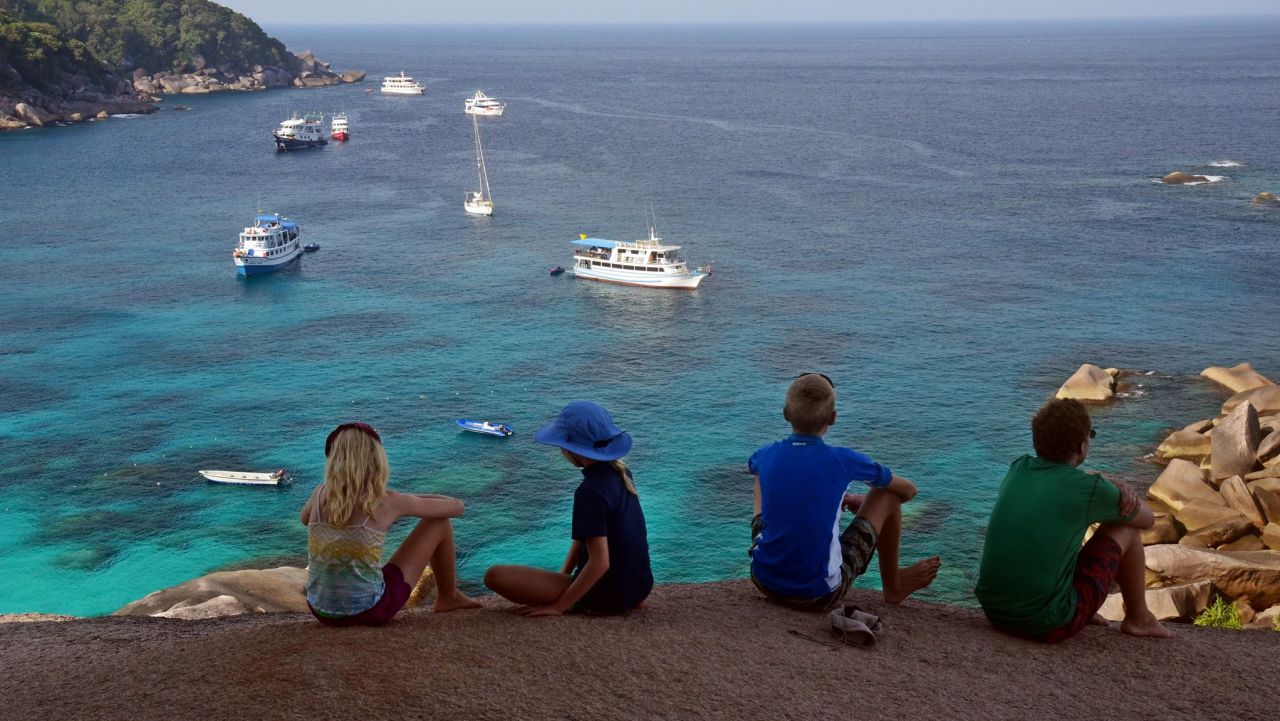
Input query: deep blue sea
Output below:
<box><xmin>2</xmin><ymin>20</ymin><xmax>1279</xmax><ymax>616</ymax></box>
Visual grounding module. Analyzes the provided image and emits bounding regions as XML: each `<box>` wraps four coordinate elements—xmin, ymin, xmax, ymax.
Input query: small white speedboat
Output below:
<box><xmin>456</xmin><ymin>419</ymin><xmax>513</xmax><ymax>437</ymax></box>
<box><xmin>199</xmin><ymin>469</ymin><xmax>288</xmax><ymax>486</ymax></box>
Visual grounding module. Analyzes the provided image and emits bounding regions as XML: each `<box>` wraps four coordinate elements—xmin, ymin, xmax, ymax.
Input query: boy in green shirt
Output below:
<box><xmin>976</xmin><ymin>399</ymin><xmax>1173</xmax><ymax>641</ymax></box>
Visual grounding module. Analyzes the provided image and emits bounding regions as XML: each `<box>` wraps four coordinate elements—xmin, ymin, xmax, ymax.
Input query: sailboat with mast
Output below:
<box><xmin>464</xmin><ymin>114</ymin><xmax>494</xmax><ymax>216</ymax></box>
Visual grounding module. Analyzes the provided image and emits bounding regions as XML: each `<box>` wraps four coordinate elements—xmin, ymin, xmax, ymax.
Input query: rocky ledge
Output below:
<box><xmin>2</xmin><ymin>582</ymin><xmax>1275</xmax><ymax>721</ymax></box>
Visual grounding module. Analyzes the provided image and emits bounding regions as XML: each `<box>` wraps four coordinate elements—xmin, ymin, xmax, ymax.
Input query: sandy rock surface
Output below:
<box><xmin>1200</xmin><ymin>363</ymin><xmax>1275</xmax><ymax>394</ymax></box>
<box><xmin>1</xmin><ymin>582</ymin><xmax>1277</xmax><ymax>721</ymax></box>
<box><xmin>1054</xmin><ymin>363</ymin><xmax>1114</xmax><ymax>403</ymax></box>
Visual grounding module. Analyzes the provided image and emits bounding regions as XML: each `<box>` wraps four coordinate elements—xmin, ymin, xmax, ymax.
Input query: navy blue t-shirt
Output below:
<box><xmin>571</xmin><ymin>462</ymin><xmax>653</xmax><ymax>613</ymax></box>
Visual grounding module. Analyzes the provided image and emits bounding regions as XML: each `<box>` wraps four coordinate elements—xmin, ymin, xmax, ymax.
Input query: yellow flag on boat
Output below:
<box><xmin>580</xmin><ymin>233</ymin><xmax>588</xmax><ymax>240</ymax></box>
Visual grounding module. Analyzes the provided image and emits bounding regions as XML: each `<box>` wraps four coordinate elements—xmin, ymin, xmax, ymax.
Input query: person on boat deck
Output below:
<box><xmin>749</xmin><ymin>373</ymin><xmax>941</xmax><ymax>610</ymax></box>
<box><xmin>484</xmin><ymin>401</ymin><xmax>653</xmax><ymax>615</ymax></box>
<box><xmin>301</xmin><ymin>422</ymin><xmax>481</xmax><ymax>626</ymax></box>
<box><xmin>975</xmin><ymin>399</ymin><xmax>1173</xmax><ymax>641</ymax></box>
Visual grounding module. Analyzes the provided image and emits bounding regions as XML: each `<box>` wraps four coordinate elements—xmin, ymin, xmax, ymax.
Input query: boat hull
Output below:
<box><xmin>331</xmin><ymin>131</ymin><xmax>348</xmax><ymax>141</ymax></box>
<box><xmin>572</xmin><ymin>267</ymin><xmax>706</xmax><ymax>289</ymax></box>
<box><xmin>465</xmin><ymin>107</ymin><xmax>504</xmax><ymax>116</ymax></box>
<box><xmin>464</xmin><ymin>200</ymin><xmax>494</xmax><ymax>216</ymax></box>
<box><xmin>235</xmin><ymin>247</ymin><xmax>303</xmax><ymax>275</ymax></box>
<box><xmin>274</xmin><ymin>134</ymin><xmax>328</xmax><ymax>151</ymax></box>
<box><xmin>455</xmin><ymin>419</ymin><xmax>513</xmax><ymax>436</ymax></box>
<box><xmin>382</xmin><ymin>88</ymin><xmax>424</xmax><ymax>95</ymax></box>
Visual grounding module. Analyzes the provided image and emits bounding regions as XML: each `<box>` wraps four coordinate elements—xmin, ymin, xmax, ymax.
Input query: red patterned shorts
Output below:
<box><xmin>1038</xmin><ymin>533</ymin><xmax>1123</xmax><ymax>643</ymax></box>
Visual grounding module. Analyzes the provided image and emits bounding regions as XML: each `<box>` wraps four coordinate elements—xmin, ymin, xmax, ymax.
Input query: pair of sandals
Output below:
<box><xmin>828</xmin><ymin>604</ymin><xmax>883</xmax><ymax>648</ymax></box>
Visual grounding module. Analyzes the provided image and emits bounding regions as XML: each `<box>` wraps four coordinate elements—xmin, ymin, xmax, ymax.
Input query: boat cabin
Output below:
<box><xmin>236</xmin><ymin>213</ymin><xmax>299</xmax><ymax>258</ymax></box>
<box><xmin>572</xmin><ymin>231</ymin><xmax>691</xmax><ymax>275</ymax></box>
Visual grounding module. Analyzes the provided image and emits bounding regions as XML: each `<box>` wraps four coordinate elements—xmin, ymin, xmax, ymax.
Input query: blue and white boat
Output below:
<box><xmin>571</xmin><ymin>225</ymin><xmax>710</xmax><ymax>289</ymax></box>
<box><xmin>456</xmin><ymin>419</ymin><xmax>514</xmax><ymax>437</ymax></box>
<box><xmin>273</xmin><ymin>112</ymin><xmax>328</xmax><ymax>151</ymax></box>
<box><xmin>233</xmin><ymin>213</ymin><xmax>302</xmax><ymax>276</ymax></box>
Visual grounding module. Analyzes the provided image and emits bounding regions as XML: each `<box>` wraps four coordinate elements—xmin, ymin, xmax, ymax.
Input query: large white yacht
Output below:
<box><xmin>464</xmin><ymin>90</ymin><xmax>505</xmax><ymax>116</ymax></box>
<box><xmin>571</xmin><ymin>226</ymin><xmax>710</xmax><ymax>289</ymax></box>
<box><xmin>273</xmin><ymin>112</ymin><xmax>327</xmax><ymax>151</ymax></box>
<box><xmin>380</xmin><ymin>72</ymin><xmax>425</xmax><ymax>95</ymax></box>
<box><xmin>233</xmin><ymin>213</ymin><xmax>302</xmax><ymax>276</ymax></box>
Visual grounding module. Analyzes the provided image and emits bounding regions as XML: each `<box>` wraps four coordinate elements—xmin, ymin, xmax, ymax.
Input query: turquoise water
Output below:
<box><xmin>1</xmin><ymin>21</ymin><xmax>1278</xmax><ymax>616</ymax></box>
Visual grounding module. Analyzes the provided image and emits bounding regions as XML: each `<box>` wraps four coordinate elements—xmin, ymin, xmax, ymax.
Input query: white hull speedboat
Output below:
<box><xmin>199</xmin><ymin>469</ymin><xmax>288</xmax><ymax>486</ymax></box>
<box><xmin>456</xmin><ymin>419</ymin><xmax>513</xmax><ymax>437</ymax></box>
<box><xmin>570</xmin><ymin>224</ymin><xmax>710</xmax><ymax>289</ymax></box>
<box><xmin>381</xmin><ymin>72</ymin><xmax>425</xmax><ymax>94</ymax></box>
<box><xmin>465</xmin><ymin>114</ymin><xmax>495</xmax><ymax>215</ymax></box>
<box><xmin>464</xmin><ymin>90</ymin><xmax>505</xmax><ymax>116</ymax></box>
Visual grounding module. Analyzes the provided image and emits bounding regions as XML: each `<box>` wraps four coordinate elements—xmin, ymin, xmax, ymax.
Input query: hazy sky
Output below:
<box><xmin>220</xmin><ymin>1</ymin><xmax>1280</xmax><ymax>25</ymax></box>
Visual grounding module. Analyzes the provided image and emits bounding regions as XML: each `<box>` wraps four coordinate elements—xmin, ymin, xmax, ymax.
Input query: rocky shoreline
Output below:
<box><xmin>1057</xmin><ymin>362</ymin><xmax>1280</xmax><ymax>629</ymax></box>
<box><xmin>0</xmin><ymin>48</ymin><xmax>364</xmax><ymax>131</ymax></box>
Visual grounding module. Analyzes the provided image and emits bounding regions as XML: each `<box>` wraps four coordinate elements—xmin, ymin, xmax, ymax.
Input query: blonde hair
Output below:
<box><xmin>561</xmin><ymin>449</ymin><xmax>638</xmax><ymax>496</ymax></box>
<box><xmin>785</xmin><ymin>374</ymin><xmax>836</xmax><ymax>434</ymax></box>
<box><xmin>322</xmin><ymin>427</ymin><xmax>389</xmax><ymax>527</ymax></box>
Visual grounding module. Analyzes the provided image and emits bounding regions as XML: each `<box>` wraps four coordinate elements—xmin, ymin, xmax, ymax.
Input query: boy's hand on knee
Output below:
<box><xmin>843</xmin><ymin>493</ymin><xmax>865</xmax><ymax>513</ymax></box>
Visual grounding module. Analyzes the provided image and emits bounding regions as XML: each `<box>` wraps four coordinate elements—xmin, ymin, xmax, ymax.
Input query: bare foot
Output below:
<box><xmin>432</xmin><ymin>590</ymin><xmax>483</xmax><ymax>613</ymax></box>
<box><xmin>883</xmin><ymin>556</ymin><xmax>941</xmax><ymax>604</ymax></box>
<box><xmin>1089</xmin><ymin>613</ymin><xmax>1110</xmax><ymax>626</ymax></box>
<box><xmin>1120</xmin><ymin>612</ymin><xmax>1174</xmax><ymax>639</ymax></box>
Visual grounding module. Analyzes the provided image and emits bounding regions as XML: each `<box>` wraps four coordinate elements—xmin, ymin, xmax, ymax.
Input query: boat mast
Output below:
<box><xmin>471</xmin><ymin>113</ymin><xmax>491</xmax><ymax>202</ymax></box>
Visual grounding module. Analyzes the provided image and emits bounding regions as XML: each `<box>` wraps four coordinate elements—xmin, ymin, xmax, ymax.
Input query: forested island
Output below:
<box><xmin>0</xmin><ymin>0</ymin><xmax>363</xmax><ymax>130</ymax></box>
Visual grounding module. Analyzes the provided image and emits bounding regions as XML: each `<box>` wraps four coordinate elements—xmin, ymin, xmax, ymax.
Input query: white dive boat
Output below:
<box><xmin>464</xmin><ymin>90</ymin><xmax>505</xmax><ymax>116</ymax></box>
<box><xmin>330</xmin><ymin>112</ymin><xmax>349</xmax><ymax>141</ymax></box>
<box><xmin>571</xmin><ymin>225</ymin><xmax>710</xmax><ymax>289</ymax></box>
<box><xmin>199</xmin><ymin>469</ymin><xmax>288</xmax><ymax>486</ymax></box>
<box><xmin>233</xmin><ymin>212</ymin><xmax>302</xmax><ymax>276</ymax></box>
<box><xmin>381</xmin><ymin>71</ymin><xmax>425</xmax><ymax>95</ymax></box>
<box><xmin>273</xmin><ymin>112</ymin><xmax>328</xmax><ymax>151</ymax></box>
<box><xmin>464</xmin><ymin>114</ymin><xmax>494</xmax><ymax>216</ymax></box>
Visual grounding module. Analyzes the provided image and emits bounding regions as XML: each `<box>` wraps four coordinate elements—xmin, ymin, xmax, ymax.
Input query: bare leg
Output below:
<box><xmin>854</xmin><ymin>487</ymin><xmax>941</xmax><ymax>604</ymax></box>
<box><xmin>387</xmin><ymin>517</ymin><xmax>481</xmax><ymax>613</ymax></box>
<box><xmin>483</xmin><ymin>565</ymin><xmax>573</xmax><ymax>607</ymax></box>
<box><xmin>1094</xmin><ymin>524</ymin><xmax>1174</xmax><ymax>639</ymax></box>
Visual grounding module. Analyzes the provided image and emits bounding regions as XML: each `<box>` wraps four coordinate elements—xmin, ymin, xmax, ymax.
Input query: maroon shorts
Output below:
<box><xmin>1038</xmin><ymin>534</ymin><xmax>1123</xmax><ymax>643</ymax></box>
<box><xmin>309</xmin><ymin>563</ymin><xmax>413</xmax><ymax>627</ymax></box>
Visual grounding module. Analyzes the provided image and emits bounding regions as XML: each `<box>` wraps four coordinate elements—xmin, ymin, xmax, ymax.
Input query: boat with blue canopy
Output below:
<box><xmin>233</xmin><ymin>213</ymin><xmax>302</xmax><ymax>275</ymax></box>
<box><xmin>570</xmin><ymin>224</ymin><xmax>709</xmax><ymax>289</ymax></box>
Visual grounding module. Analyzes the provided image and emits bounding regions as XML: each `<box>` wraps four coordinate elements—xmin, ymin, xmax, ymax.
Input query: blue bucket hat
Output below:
<box><xmin>532</xmin><ymin>401</ymin><xmax>632</xmax><ymax>462</ymax></box>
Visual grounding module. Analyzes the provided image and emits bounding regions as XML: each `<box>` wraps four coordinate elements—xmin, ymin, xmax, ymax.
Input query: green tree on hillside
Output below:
<box><xmin>0</xmin><ymin>0</ymin><xmax>296</xmax><ymax>74</ymax></box>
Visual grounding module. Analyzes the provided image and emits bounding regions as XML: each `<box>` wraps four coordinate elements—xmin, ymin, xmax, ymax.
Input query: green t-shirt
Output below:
<box><xmin>974</xmin><ymin>455</ymin><xmax>1134</xmax><ymax>634</ymax></box>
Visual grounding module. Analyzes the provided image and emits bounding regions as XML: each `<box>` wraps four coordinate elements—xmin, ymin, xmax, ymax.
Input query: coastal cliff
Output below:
<box><xmin>0</xmin><ymin>0</ymin><xmax>363</xmax><ymax>130</ymax></box>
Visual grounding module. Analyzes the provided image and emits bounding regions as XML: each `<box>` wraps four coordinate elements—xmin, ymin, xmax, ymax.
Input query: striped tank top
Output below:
<box><xmin>306</xmin><ymin>513</ymin><xmax>387</xmax><ymax>617</ymax></box>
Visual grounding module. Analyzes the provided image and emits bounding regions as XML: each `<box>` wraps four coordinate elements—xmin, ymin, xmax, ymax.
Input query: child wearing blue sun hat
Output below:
<box><xmin>484</xmin><ymin>401</ymin><xmax>653</xmax><ymax>616</ymax></box>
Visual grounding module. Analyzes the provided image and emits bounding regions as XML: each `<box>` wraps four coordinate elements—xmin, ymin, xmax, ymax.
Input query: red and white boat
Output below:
<box><xmin>330</xmin><ymin>112</ymin><xmax>349</xmax><ymax>141</ymax></box>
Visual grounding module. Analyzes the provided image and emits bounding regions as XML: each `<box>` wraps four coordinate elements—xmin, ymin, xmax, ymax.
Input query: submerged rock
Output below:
<box><xmin>1252</xmin><ymin>191</ymin><xmax>1280</xmax><ymax>206</ymax></box>
<box><xmin>1162</xmin><ymin>171</ymin><xmax>1211</xmax><ymax>184</ymax></box>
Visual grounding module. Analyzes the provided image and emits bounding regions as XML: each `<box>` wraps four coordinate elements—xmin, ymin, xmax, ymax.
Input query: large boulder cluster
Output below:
<box><xmin>1131</xmin><ymin>363</ymin><xmax>1280</xmax><ymax>628</ymax></box>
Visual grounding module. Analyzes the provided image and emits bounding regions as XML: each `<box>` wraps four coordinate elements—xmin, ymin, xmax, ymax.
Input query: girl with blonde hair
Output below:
<box><xmin>484</xmin><ymin>401</ymin><xmax>653</xmax><ymax>616</ymax></box>
<box><xmin>301</xmin><ymin>422</ymin><xmax>480</xmax><ymax>625</ymax></box>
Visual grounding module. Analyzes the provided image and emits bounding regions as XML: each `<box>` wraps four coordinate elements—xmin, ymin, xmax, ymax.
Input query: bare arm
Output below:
<box><xmin>388</xmin><ymin>491</ymin><xmax>465</xmax><ymax>520</ymax></box>
<box><xmin>521</xmin><ymin>537</ymin><xmax>610</xmax><ymax>616</ymax></box>
<box><xmin>1124</xmin><ymin>502</ymin><xmax>1156</xmax><ymax>529</ymax></box>
<box><xmin>560</xmin><ymin>540</ymin><xmax>583</xmax><ymax>575</ymax></box>
<box><xmin>885</xmin><ymin>474</ymin><xmax>918</xmax><ymax>503</ymax></box>
<box><xmin>300</xmin><ymin>487</ymin><xmax>317</xmax><ymax>526</ymax></box>
<box><xmin>1112</xmin><ymin>480</ymin><xmax>1154</xmax><ymax>529</ymax></box>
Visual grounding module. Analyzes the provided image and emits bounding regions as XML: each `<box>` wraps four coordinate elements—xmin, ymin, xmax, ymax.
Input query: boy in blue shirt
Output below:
<box><xmin>749</xmin><ymin>373</ymin><xmax>941</xmax><ymax>609</ymax></box>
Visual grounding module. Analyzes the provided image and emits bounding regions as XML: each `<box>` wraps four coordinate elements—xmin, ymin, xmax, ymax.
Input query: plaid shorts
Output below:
<box><xmin>1037</xmin><ymin>533</ymin><xmax>1123</xmax><ymax>643</ymax></box>
<box><xmin>749</xmin><ymin>514</ymin><xmax>878</xmax><ymax>611</ymax></box>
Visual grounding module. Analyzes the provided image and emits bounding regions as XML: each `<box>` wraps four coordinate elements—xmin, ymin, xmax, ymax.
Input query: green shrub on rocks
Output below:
<box><xmin>1194</xmin><ymin>596</ymin><xmax>1243</xmax><ymax>630</ymax></box>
